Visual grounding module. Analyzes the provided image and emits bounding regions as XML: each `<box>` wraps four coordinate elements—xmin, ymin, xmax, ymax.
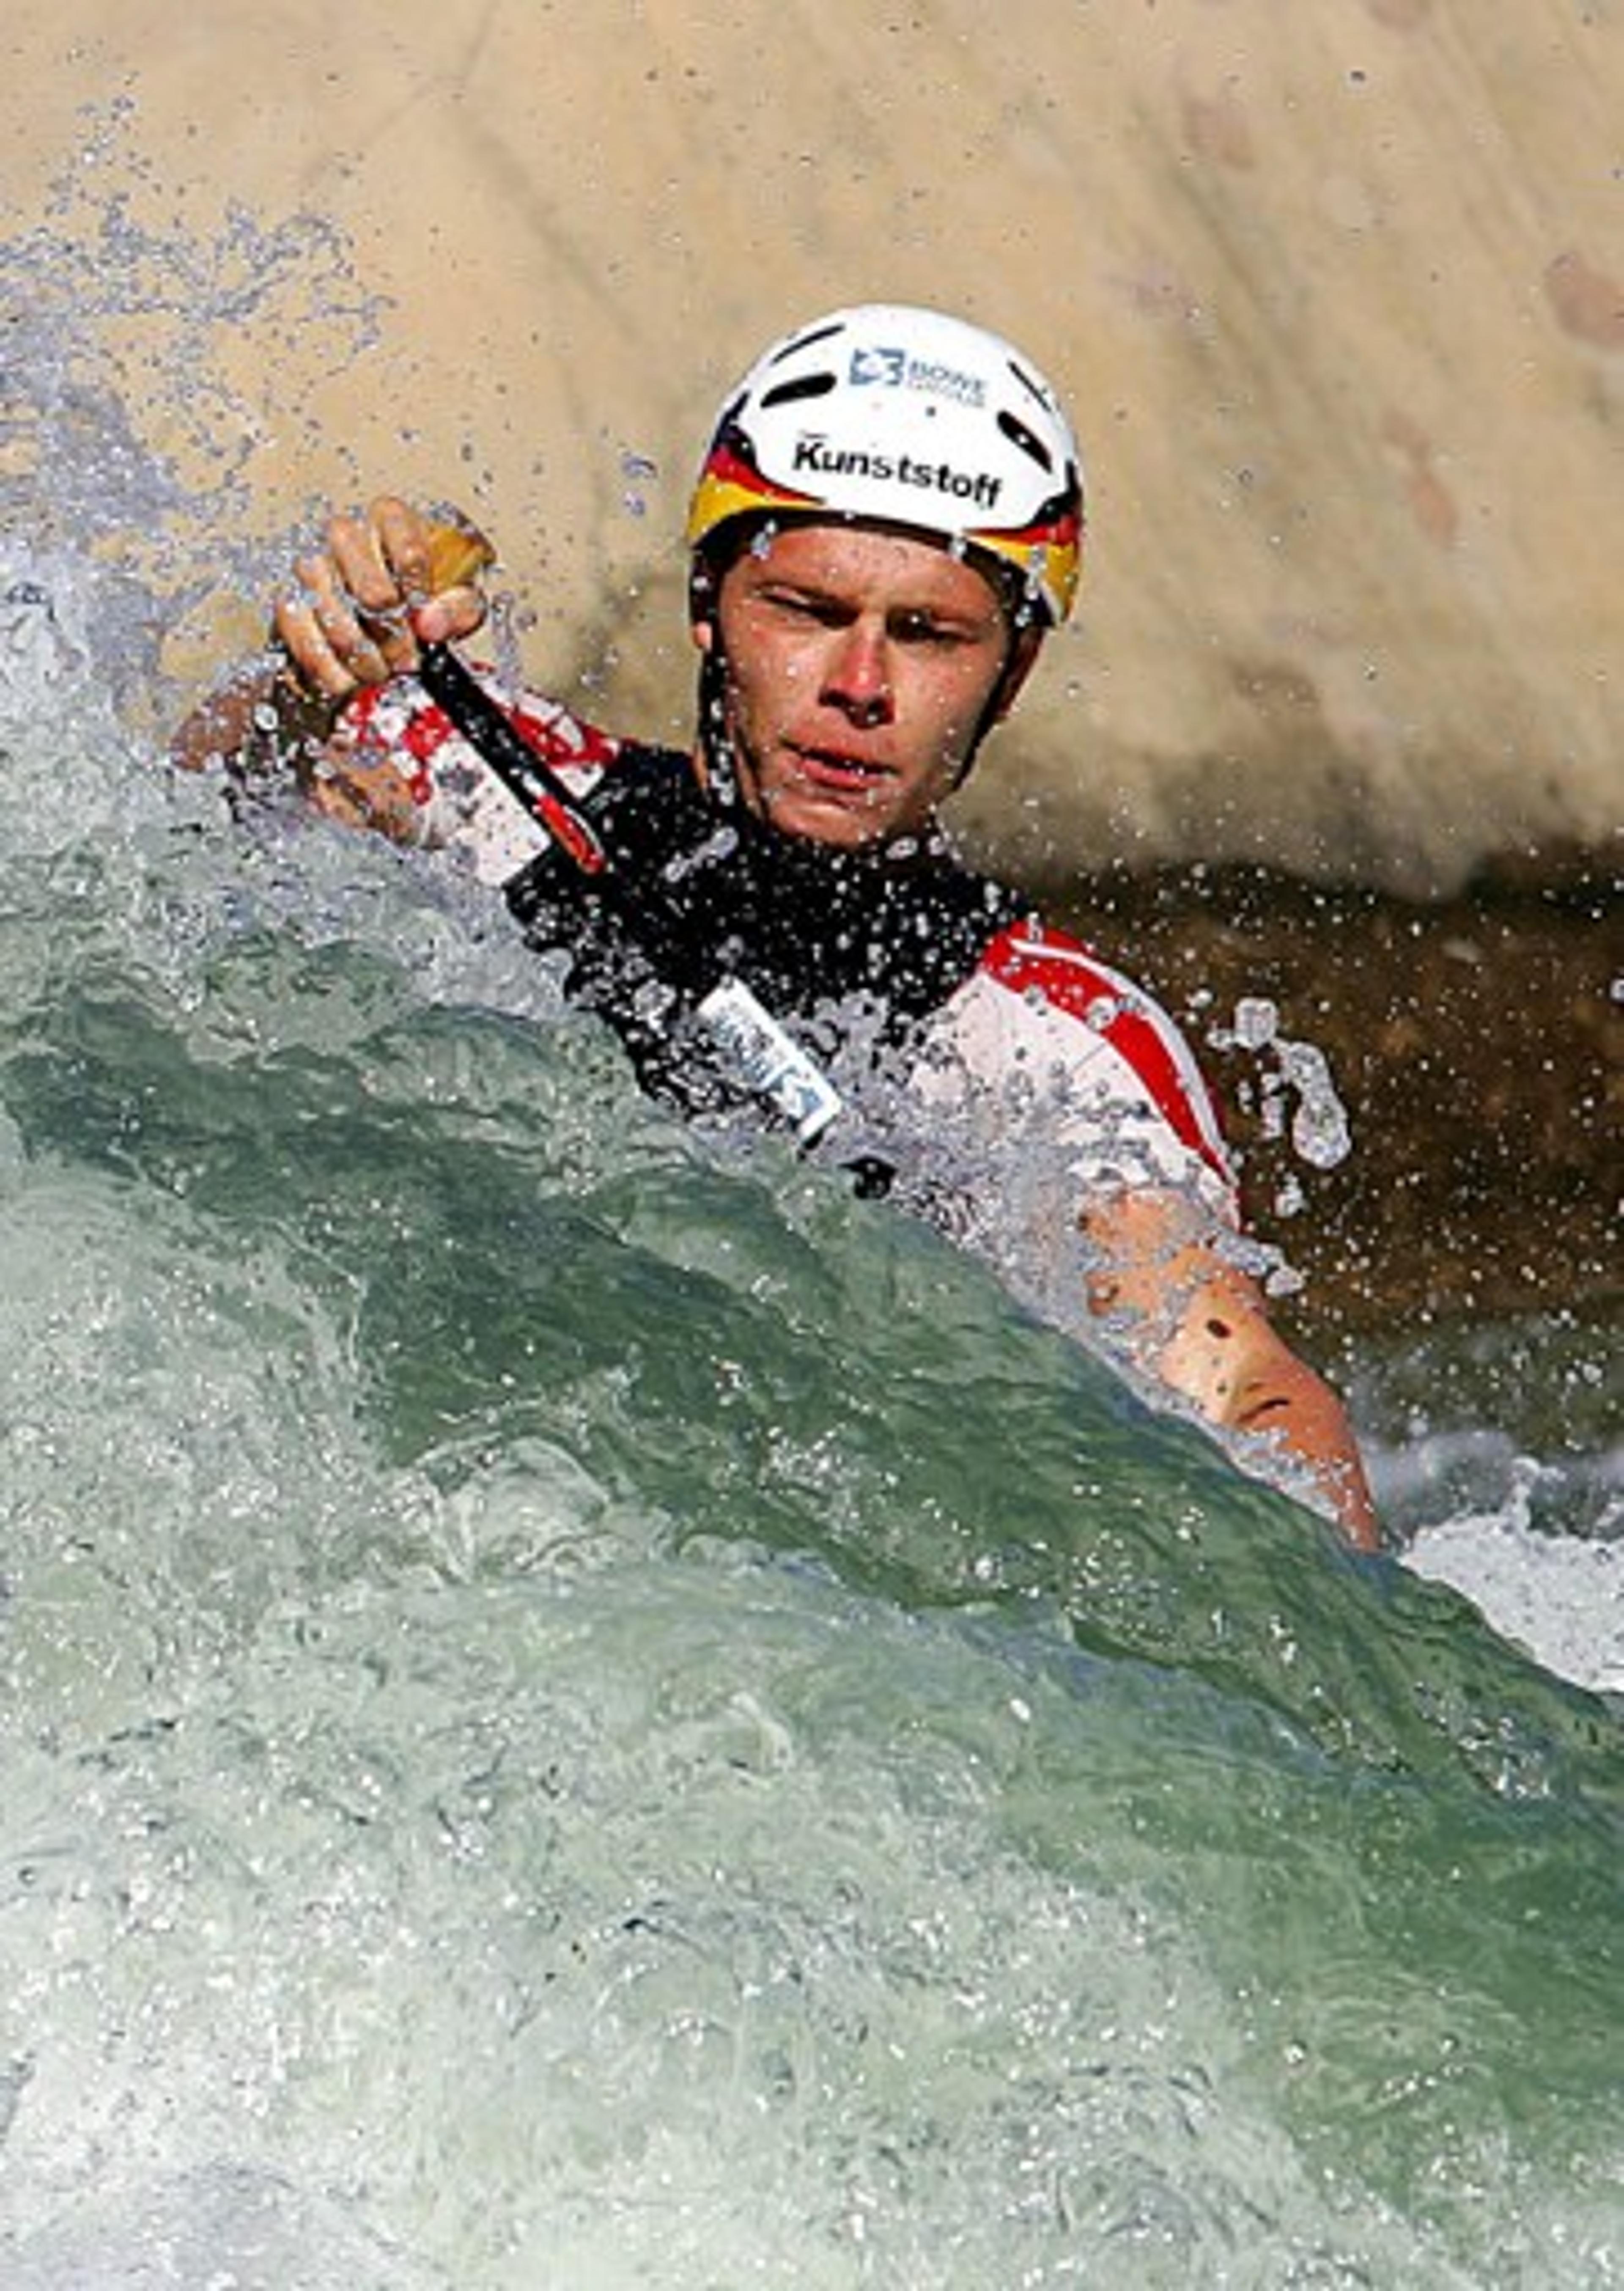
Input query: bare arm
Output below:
<box><xmin>1084</xmin><ymin>1189</ymin><xmax>1380</xmax><ymax>1550</ymax></box>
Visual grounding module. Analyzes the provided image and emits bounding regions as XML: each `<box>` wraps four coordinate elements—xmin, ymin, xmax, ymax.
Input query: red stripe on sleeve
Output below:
<box><xmin>981</xmin><ymin>922</ymin><xmax>1234</xmax><ymax>1187</ymax></box>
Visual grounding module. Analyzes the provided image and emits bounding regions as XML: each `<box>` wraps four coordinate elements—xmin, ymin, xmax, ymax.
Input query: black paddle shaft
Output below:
<box><xmin>414</xmin><ymin>643</ymin><xmax>718</xmax><ymax>1000</ymax></box>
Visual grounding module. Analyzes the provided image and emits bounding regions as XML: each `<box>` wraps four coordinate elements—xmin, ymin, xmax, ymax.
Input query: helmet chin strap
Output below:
<box><xmin>950</xmin><ymin>626</ymin><xmax>1033</xmax><ymax>791</ymax></box>
<box><xmin>695</xmin><ymin>636</ymin><xmax>742</xmax><ymax>810</ymax></box>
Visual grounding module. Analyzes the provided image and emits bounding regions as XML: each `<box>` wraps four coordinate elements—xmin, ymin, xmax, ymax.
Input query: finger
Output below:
<box><xmin>407</xmin><ymin>503</ymin><xmax>493</xmax><ymax>646</ymax></box>
<box><xmin>356</xmin><ymin>599</ymin><xmax>422</xmax><ymax>679</ymax></box>
<box><xmin>273</xmin><ymin>574</ymin><xmax>389</xmax><ymax>700</ymax></box>
<box><xmin>324</xmin><ymin>509</ymin><xmax>404</xmax><ymax>614</ymax></box>
<box><xmin>337</xmin><ymin>503</ymin><xmax>455</xmax><ymax>673</ymax></box>
<box><xmin>273</xmin><ymin>591</ymin><xmax>355</xmax><ymax>700</ymax></box>
<box><xmin>314</xmin><ymin>541</ymin><xmax>408</xmax><ymax>676</ymax></box>
<box><xmin>370</xmin><ymin>496</ymin><xmax>435</xmax><ymax>602</ymax></box>
<box><xmin>411</xmin><ymin>582</ymin><xmax>488</xmax><ymax>646</ymax></box>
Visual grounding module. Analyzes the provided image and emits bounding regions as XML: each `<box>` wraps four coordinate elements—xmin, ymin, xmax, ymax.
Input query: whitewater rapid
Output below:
<box><xmin>1</xmin><ymin>176</ymin><xmax>1619</xmax><ymax>2288</ymax></box>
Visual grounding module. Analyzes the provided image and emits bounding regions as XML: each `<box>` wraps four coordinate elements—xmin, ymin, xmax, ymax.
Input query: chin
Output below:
<box><xmin>751</xmin><ymin>774</ymin><xmax>898</xmax><ymax>849</ymax></box>
<box><xmin>772</xmin><ymin>797</ymin><xmax>894</xmax><ymax>850</ymax></box>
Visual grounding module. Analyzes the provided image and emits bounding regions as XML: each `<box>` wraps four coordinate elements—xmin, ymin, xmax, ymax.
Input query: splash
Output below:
<box><xmin>0</xmin><ymin>98</ymin><xmax>388</xmax><ymax>722</ymax></box>
<box><xmin>1209</xmin><ymin>992</ymin><xmax>1354</xmax><ymax>1176</ymax></box>
<box><xmin>3</xmin><ymin>135</ymin><xmax>1621</xmax><ymax>2291</ymax></box>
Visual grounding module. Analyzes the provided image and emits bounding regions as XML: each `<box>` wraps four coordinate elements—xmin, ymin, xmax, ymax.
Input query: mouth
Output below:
<box><xmin>785</xmin><ymin>743</ymin><xmax>894</xmax><ymax>792</ymax></box>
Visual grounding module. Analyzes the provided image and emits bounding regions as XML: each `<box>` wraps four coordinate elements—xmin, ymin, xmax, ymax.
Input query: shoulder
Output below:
<box><xmin>933</xmin><ymin>915</ymin><xmax>1236</xmax><ymax>1198</ymax></box>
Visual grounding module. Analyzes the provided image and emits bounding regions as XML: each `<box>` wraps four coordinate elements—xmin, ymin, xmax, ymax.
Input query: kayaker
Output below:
<box><xmin>175</xmin><ymin>303</ymin><xmax>1378</xmax><ymax>1546</ymax></box>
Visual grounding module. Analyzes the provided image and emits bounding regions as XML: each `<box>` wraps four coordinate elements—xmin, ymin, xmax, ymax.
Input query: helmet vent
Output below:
<box><xmin>996</xmin><ymin>408</ymin><xmax>1054</xmax><ymax>474</ymax></box>
<box><xmin>768</xmin><ymin>320</ymin><xmax>843</xmax><ymax>365</ymax></box>
<box><xmin>760</xmin><ymin>372</ymin><xmax>837</xmax><ymax>409</ymax></box>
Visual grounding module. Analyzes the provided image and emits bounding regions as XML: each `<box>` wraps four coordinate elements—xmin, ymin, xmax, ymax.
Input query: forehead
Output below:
<box><xmin>724</xmin><ymin>518</ymin><xmax>1007</xmax><ymax>619</ymax></box>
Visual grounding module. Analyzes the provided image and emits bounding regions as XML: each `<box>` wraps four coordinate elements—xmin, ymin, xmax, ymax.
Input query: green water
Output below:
<box><xmin>0</xmin><ymin>743</ymin><xmax>1619</xmax><ymax>2286</ymax></box>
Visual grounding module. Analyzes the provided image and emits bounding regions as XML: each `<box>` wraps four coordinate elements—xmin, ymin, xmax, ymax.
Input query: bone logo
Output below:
<box><xmin>849</xmin><ymin>345</ymin><xmax>906</xmax><ymax>388</ymax></box>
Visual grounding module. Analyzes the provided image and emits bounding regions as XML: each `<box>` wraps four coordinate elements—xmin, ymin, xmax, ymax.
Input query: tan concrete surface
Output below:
<box><xmin>5</xmin><ymin>0</ymin><xmax>1620</xmax><ymax>890</ymax></box>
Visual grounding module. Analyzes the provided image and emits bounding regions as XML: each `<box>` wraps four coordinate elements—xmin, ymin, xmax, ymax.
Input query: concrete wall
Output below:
<box><xmin>6</xmin><ymin>0</ymin><xmax>1619</xmax><ymax>890</ymax></box>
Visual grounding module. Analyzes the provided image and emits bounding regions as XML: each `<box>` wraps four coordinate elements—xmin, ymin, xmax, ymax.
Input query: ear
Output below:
<box><xmin>689</xmin><ymin>559</ymin><xmax>719</xmax><ymax>656</ymax></box>
<box><xmin>989</xmin><ymin>627</ymin><xmax>1045</xmax><ymax>724</ymax></box>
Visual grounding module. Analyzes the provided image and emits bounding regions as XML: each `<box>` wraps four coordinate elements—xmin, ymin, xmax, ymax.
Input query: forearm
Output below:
<box><xmin>1084</xmin><ymin>1190</ymin><xmax>1380</xmax><ymax>1551</ymax></box>
<box><xmin>169</xmin><ymin>653</ymin><xmax>343</xmax><ymax>782</ymax></box>
<box><xmin>1169</xmin><ymin>1314</ymin><xmax>1380</xmax><ymax>1549</ymax></box>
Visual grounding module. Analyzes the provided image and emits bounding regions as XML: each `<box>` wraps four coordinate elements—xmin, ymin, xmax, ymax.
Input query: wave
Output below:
<box><xmin>0</xmin><ymin>665</ymin><xmax>1619</xmax><ymax>2285</ymax></box>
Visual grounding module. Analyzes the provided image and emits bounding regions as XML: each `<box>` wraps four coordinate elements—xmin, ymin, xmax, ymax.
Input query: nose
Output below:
<box><xmin>820</xmin><ymin>620</ymin><xmax>893</xmax><ymax>727</ymax></box>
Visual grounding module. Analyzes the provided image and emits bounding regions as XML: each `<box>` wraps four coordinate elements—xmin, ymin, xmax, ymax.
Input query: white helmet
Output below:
<box><xmin>686</xmin><ymin>304</ymin><xmax>1085</xmax><ymax>626</ymax></box>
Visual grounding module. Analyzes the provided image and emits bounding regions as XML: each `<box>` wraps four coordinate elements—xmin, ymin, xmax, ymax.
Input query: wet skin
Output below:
<box><xmin>696</xmin><ymin>522</ymin><xmax>1039</xmax><ymax>852</ymax></box>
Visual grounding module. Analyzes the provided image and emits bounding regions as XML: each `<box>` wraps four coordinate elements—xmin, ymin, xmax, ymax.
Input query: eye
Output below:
<box><xmin>760</xmin><ymin>587</ymin><xmax>848</xmax><ymax>628</ymax></box>
<box><xmin>892</xmin><ymin>610</ymin><xmax>969</xmax><ymax>646</ymax></box>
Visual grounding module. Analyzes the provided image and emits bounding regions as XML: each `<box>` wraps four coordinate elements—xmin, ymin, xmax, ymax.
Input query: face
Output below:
<box><xmin>695</xmin><ymin>522</ymin><xmax>1039</xmax><ymax>850</ymax></box>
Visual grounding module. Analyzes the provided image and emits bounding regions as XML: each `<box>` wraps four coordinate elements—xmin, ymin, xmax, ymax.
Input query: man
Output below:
<box><xmin>177</xmin><ymin>304</ymin><xmax>1378</xmax><ymax>1546</ymax></box>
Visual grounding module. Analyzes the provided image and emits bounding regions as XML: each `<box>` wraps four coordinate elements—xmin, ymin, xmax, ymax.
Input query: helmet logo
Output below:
<box><xmin>792</xmin><ymin>434</ymin><xmax>1003</xmax><ymax>511</ymax></box>
<box><xmin>848</xmin><ymin>344</ymin><xmax>988</xmax><ymax>409</ymax></box>
<box><xmin>849</xmin><ymin>344</ymin><xmax>907</xmax><ymax>388</ymax></box>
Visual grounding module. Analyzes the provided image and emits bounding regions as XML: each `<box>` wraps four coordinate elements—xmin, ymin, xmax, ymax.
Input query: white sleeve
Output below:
<box><xmin>341</xmin><ymin>673</ymin><xmax>608</xmax><ymax>888</ymax></box>
<box><xmin>907</xmin><ymin>955</ymin><xmax>1239</xmax><ymax>1225</ymax></box>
